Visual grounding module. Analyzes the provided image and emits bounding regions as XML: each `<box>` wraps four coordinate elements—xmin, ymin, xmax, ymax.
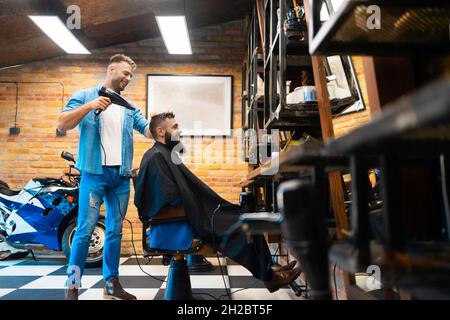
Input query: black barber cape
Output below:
<box><xmin>134</xmin><ymin>141</ymin><xmax>242</xmax><ymax>242</ymax></box>
<box><xmin>134</xmin><ymin>141</ymin><xmax>274</xmax><ymax>281</ymax></box>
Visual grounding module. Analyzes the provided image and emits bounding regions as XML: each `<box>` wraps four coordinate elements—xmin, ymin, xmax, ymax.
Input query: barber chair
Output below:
<box><xmin>131</xmin><ymin>169</ymin><xmax>214</xmax><ymax>300</ymax></box>
<box><xmin>277</xmin><ymin>178</ymin><xmax>332</xmax><ymax>300</ymax></box>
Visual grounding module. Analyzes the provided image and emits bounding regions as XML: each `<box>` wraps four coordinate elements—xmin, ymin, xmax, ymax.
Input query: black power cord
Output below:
<box><xmin>216</xmin><ymin>244</ymin><xmax>272</xmax><ymax>301</ymax></box>
<box><xmin>333</xmin><ymin>263</ymin><xmax>339</xmax><ymax>300</ymax></box>
<box><xmin>210</xmin><ymin>205</ymin><xmax>231</xmax><ymax>300</ymax></box>
<box><xmin>211</xmin><ymin>206</ymin><xmax>263</xmax><ymax>301</ymax></box>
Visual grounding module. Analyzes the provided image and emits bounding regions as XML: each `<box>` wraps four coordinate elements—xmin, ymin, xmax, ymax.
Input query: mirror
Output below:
<box><xmin>320</xmin><ymin>0</ymin><xmax>366</xmax><ymax>114</ymax></box>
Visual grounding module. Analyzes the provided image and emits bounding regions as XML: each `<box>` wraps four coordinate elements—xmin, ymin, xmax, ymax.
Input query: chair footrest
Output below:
<box><xmin>145</xmin><ymin>239</ymin><xmax>204</xmax><ymax>256</ymax></box>
<box><xmin>239</xmin><ymin>212</ymin><xmax>282</xmax><ymax>235</ymax></box>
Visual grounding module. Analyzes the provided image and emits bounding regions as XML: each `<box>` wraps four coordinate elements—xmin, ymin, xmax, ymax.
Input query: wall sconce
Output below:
<box><xmin>9</xmin><ymin>82</ymin><xmax>20</xmax><ymax>135</ymax></box>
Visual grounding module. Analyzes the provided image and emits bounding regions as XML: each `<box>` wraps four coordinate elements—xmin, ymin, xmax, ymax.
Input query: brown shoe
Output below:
<box><xmin>65</xmin><ymin>288</ymin><xmax>78</xmax><ymax>300</ymax></box>
<box><xmin>103</xmin><ymin>278</ymin><xmax>137</xmax><ymax>300</ymax></box>
<box><xmin>271</xmin><ymin>260</ymin><xmax>297</xmax><ymax>272</ymax></box>
<box><xmin>263</xmin><ymin>267</ymin><xmax>302</xmax><ymax>293</ymax></box>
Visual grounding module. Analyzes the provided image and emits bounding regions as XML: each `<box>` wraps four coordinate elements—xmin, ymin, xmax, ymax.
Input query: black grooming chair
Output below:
<box><xmin>131</xmin><ymin>168</ymin><xmax>214</xmax><ymax>300</ymax></box>
<box><xmin>277</xmin><ymin>178</ymin><xmax>332</xmax><ymax>300</ymax></box>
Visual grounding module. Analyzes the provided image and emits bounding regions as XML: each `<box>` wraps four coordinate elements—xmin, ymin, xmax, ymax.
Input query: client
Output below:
<box><xmin>134</xmin><ymin>112</ymin><xmax>301</xmax><ymax>293</ymax></box>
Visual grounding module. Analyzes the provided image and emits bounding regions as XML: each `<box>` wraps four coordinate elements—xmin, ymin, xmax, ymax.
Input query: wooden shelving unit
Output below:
<box><xmin>242</xmin><ymin>0</ymin><xmax>363</xmax><ymax>166</ymax></box>
<box><xmin>239</xmin><ymin>0</ymin><xmax>365</xmax><ymax>299</ymax></box>
<box><xmin>308</xmin><ymin>0</ymin><xmax>450</xmax><ymax>56</ymax></box>
<box><xmin>240</xmin><ymin>0</ymin><xmax>450</xmax><ymax>301</ymax></box>
<box><xmin>327</xmin><ymin>76</ymin><xmax>450</xmax><ymax>299</ymax></box>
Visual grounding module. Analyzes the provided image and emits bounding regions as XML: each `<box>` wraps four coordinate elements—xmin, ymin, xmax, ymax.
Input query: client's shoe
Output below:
<box><xmin>271</xmin><ymin>260</ymin><xmax>297</xmax><ymax>272</ymax></box>
<box><xmin>263</xmin><ymin>267</ymin><xmax>302</xmax><ymax>293</ymax></box>
<box><xmin>65</xmin><ymin>287</ymin><xmax>78</xmax><ymax>300</ymax></box>
<box><xmin>187</xmin><ymin>255</ymin><xmax>214</xmax><ymax>272</ymax></box>
<box><xmin>103</xmin><ymin>278</ymin><xmax>137</xmax><ymax>300</ymax></box>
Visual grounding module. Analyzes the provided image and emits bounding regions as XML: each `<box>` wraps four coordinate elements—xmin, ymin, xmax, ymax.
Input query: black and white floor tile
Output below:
<box><xmin>0</xmin><ymin>255</ymin><xmax>303</xmax><ymax>300</ymax></box>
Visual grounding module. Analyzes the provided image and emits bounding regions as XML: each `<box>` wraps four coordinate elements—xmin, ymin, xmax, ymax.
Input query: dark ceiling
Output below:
<box><xmin>0</xmin><ymin>0</ymin><xmax>252</xmax><ymax>68</ymax></box>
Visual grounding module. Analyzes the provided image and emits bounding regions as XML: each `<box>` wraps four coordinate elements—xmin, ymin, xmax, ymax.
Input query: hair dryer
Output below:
<box><xmin>95</xmin><ymin>87</ymin><xmax>136</xmax><ymax>117</ymax></box>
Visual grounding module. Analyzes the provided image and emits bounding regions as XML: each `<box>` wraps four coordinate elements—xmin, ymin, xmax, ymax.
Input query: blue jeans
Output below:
<box><xmin>67</xmin><ymin>166</ymin><xmax>130</xmax><ymax>288</ymax></box>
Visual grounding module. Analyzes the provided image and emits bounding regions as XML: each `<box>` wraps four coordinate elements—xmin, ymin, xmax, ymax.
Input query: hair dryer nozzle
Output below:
<box><xmin>98</xmin><ymin>87</ymin><xmax>135</xmax><ymax>111</ymax></box>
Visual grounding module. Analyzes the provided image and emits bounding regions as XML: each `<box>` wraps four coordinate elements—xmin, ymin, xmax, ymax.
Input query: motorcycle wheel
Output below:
<box><xmin>62</xmin><ymin>219</ymin><xmax>105</xmax><ymax>268</ymax></box>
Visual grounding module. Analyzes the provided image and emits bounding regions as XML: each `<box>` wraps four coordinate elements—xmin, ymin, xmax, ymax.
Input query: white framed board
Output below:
<box><xmin>147</xmin><ymin>74</ymin><xmax>233</xmax><ymax>136</ymax></box>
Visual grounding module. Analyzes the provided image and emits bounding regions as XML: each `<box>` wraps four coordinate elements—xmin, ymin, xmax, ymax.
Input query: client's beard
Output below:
<box><xmin>164</xmin><ymin>132</ymin><xmax>184</xmax><ymax>153</ymax></box>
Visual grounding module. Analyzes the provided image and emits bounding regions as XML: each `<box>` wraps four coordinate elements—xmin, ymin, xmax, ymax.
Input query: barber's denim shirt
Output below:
<box><xmin>63</xmin><ymin>85</ymin><xmax>149</xmax><ymax>177</ymax></box>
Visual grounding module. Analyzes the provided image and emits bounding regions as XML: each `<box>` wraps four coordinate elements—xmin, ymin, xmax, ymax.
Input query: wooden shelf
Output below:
<box><xmin>263</xmin><ymin>96</ymin><xmax>357</xmax><ymax>130</ymax></box>
<box><xmin>280</xmin><ymin>142</ymin><xmax>348</xmax><ymax>168</ymax></box>
<box><xmin>326</xmin><ymin>76</ymin><xmax>450</xmax><ymax>155</ymax></box>
<box><xmin>330</xmin><ymin>240</ymin><xmax>450</xmax><ymax>299</ymax></box>
<box><xmin>237</xmin><ymin>142</ymin><xmax>349</xmax><ymax>188</ymax></box>
<box><xmin>265</xmin><ymin>113</ymin><xmax>321</xmax><ymax>130</ymax></box>
<box><xmin>309</xmin><ymin>0</ymin><xmax>450</xmax><ymax>56</ymax></box>
<box><xmin>264</xmin><ymin>33</ymin><xmax>309</xmax><ymax>70</ymax></box>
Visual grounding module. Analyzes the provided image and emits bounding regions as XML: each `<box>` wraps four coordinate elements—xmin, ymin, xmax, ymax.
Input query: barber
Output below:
<box><xmin>58</xmin><ymin>54</ymin><xmax>151</xmax><ymax>300</ymax></box>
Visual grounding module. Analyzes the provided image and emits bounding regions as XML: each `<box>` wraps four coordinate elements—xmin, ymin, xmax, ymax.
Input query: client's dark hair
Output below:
<box><xmin>149</xmin><ymin>111</ymin><xmax>175</xmax><ymax>139</ymax></box>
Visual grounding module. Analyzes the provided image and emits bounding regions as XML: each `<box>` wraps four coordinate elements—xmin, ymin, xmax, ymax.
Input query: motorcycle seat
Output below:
<box><xmin>0</xmin><ymin>185</ymin><xmax>20</xmax><ymax>197</ymax></box>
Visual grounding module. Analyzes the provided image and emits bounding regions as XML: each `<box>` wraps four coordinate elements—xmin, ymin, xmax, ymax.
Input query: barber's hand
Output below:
<box><xmin>89</xmin><ymin>97</ymin><xmax>111</xmax><ymax>112</ymax></box>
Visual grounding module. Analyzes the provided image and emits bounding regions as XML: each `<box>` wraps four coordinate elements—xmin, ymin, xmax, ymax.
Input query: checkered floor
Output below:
<box><xmin>0</xmin><ymin>255</ymin><xmax>303</xmax><ymax>300</ymax></box>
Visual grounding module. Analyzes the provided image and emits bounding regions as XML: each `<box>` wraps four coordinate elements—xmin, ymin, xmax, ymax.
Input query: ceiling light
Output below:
<box><xmin>28</xmin><ymin>16</ymin><xmax>90</xmax><ymax>54</ymax></box>
<box><xmin>155</xmin><ymin>16</ymin><xmax>192</xmax><ymax>55</ymax></box>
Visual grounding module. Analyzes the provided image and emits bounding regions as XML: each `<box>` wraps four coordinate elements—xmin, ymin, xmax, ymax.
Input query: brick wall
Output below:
<box><xmin>0</xmin><ymin>20</ymin><xmax>248</xmax><ymax>255</ymax></box>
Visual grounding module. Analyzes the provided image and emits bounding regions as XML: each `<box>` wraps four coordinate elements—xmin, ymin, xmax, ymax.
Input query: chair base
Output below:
<box><xmin>165</xmin><ymin>257</ymin><xmax>194</xmax><ymax>300</ymax></box>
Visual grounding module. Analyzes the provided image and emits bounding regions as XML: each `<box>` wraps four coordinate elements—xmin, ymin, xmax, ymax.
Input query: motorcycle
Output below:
<box><xmin>0</xmin><ymin>151</ymin><xmax>104</xmax><ymax>267</ymax></box>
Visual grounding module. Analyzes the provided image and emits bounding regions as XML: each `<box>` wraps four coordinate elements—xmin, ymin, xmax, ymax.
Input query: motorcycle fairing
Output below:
<box><xmin>0</xmin><ymin>179</ymin><xmax>77</xmax><ymax>251</ymax></box>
